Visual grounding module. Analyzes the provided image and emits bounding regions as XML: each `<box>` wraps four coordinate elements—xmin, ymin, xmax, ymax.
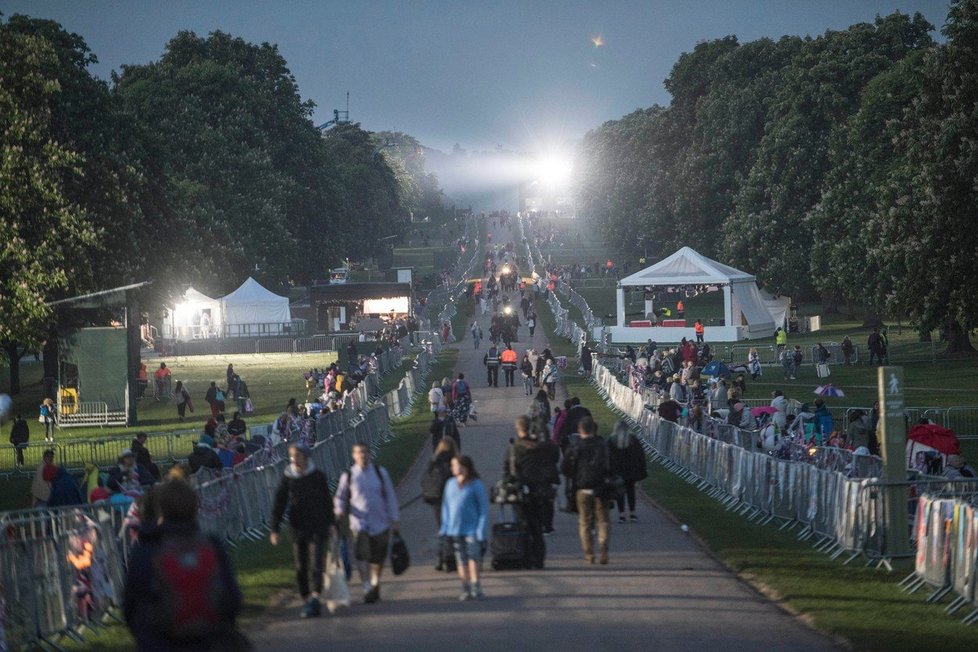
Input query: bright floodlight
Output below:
<box><xmin>501</xmin><ymin>264</ymin><xmax>511</xmax><ymax>274</ymax></box>
<box><xmin>536</xmin><ymin>157</ymin><xmax>572</xmax><ymax>186</ymax></box>
<box><xmin>504</xmin><ymin>306</ymin><xmax>513</xmax><ymax>315</ymax></box>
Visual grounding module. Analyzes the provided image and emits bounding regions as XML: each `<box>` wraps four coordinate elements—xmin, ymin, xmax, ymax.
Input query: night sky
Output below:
<box><xmin>0</xmin><ymin>0</ymin><xmax>952</xmax><ymax>153</ymax></box>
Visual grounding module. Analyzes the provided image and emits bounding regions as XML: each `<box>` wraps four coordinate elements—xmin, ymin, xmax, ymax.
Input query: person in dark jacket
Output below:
<box><xmin>131</xmin><ymin>432</ymin><xmax>161</xmax><ymax>481</ymax></box>
<box><xmin>580</xmin><ymin>343</ymin><xmax>593</xmax><ymax>376</ymax></box>
<box><xmin>270</xmin><ymin>444</ymin><xmax>336</xmax><ymax>618</ymax></box>
<box><xmin>510</xmin><ymin>416</ymin><xmax>560</xmax><ymax>568</ymax></box>
<box><xmin>9</xmin><ymin>414</ymin><xmax>28</xmax><ymax>467</ymax></box>
<box><xmin>124</xmin><ymin>479</ymin><xmax>244</xmax><ymax>651</ymax></box>
<box><xmin>560</xmin><ymin>416</ymin><xmax>611</xmax><ymax>565</ymax></box>
<box><xmin>227</xmin><ymin>412</ymin><xmax>247</xmax><ymax>439</ymax></box>
<box><xmin>46</xmin><ymin>465</ymin><xmax>84</xmax><ymax>507</ymax></box>
<box><xmin>557</xmin><ymin>398</ymin><xmax>592</xmax><ymax>451</ymax></box>
<box><xmin>187</xmin><ymin>436</ymin><xmax>222</xmax><ymax>474</ymax></box>
<box><xmin>421</xmin><ymin>437</ymin><xmax>459</xmax><ymax>571</ymax></box>
<box><xmin>607</xmin><ymin>420</ymin><xmax>648</xmax><ymax>523</ymax></box>
<box><xmin>429</xmin><ymin>407</ymin><xmax>461</xmax><ymax>451</ymax></box>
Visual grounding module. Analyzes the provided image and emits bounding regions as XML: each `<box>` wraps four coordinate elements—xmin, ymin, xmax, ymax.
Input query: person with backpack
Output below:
<box><xmin>607</xmin><ymin>420</ymin><xmax>648</xmax><ymax>524</ymax></box>
<box><xmin>451</xmin><ymin>374</ymin><xmax>473</xmax><ymax>425</ymax></box>
<box><xmin>270</xmin><ymin>444</ymin><xmax>336</xmax><ymax>618</ymax></box>
<box><xmin>510</xmin><ymin>416</ymin><xmax>560</xmax><ymax>568</ymax></box>
<box><xmin>561</xmin><ymin>416</ymin><xmax>612</xmax><ymax>565</ymax></box>
<box><xmin>421</xmin><ymin>437</ymin><xmax>459</xmax><ymax>571</ymax></box>
<box><xmin>439</xmin><ymin>455</ymin><xmax>489</xmax><ymax>601</ymax></box>
<box><xmin>334</xmin><ymin>444</ymin><xmax>400</xmax><ymax>605</ymax></box>
<box><xmin>124</xmin><ymin>479</ymin><xmax>245</xmax><ymax>651</ymax></box>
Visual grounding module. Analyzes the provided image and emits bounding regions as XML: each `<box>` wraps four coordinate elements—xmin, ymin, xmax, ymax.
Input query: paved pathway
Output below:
<box><xmin>250</xmin><ymin>224</ymin><xmax>839</xmax><ymax>652</ymax></box>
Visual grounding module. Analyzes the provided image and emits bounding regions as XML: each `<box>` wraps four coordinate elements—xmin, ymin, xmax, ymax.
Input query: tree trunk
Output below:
<box><xmin>845</xmin><ymin>299</ymin><xmax>857</xmax><ymax>321</ymax></box>
<box><xmin>2</xmin><ymin>342</ymin><xmax>23</xmax><ymax>395</ymax></box>
<box><xmin>42</xmin><ymin>338</ymin><xmax>59</xmax><ymax>397</ymax></box>
<box><xmin>862</xmin><ymin>312</ymin><xmax>883</xmax><ymax>329</ymax></box>
<box><xmin>943</xmin><ymin>319</ymin><xmax>976</xmax><ymax>354</ymax></box>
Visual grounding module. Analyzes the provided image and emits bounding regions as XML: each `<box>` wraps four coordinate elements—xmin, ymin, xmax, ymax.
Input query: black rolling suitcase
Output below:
<box><xmin>490</xmin><ymin>504</ymin><xmax>528</xmax><ymax>570</ymax></box>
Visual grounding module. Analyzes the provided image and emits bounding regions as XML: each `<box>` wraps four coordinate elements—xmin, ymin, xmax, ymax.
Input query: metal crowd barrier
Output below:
<box><xmin>903</xmin><ymin>494</ymin><xmax>978</xmax><ymax>624</ymax></box>
<box><xmin>0</xmin><ymin>427</ymin><xmax>269</xmax><ymax>476</ymax></box>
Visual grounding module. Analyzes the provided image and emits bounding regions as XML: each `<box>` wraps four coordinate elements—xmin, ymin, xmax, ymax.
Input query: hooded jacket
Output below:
<box><xmin>271</xmin><ymin>461</ymin><xmax>335</xmax><ymax>536</ymax></box>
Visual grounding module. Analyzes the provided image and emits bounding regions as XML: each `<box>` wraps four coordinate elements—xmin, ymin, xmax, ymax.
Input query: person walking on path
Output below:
<box><xmin>428</xmin><ymin>381</ymin><xmax>445</xmax><ymax>414</ymax></box>
<box><xmin>561</xmin><ymin>416</ymin><xmax>612</xmax><ymax>565</ymax></box>
<box><xmin>607</xmin><ymin>420</ymin><xmax>648</xmax><ymax>524</ymax></box>
<box><xmin>500</xmin><ymin>344</ymin><xmax>518</xmax><ymax>387</ymax></box>
<box><xmin>510</xmin><ymin>416</ymin><xmax>559</xmax><ymax>568</ymax></box>
<box><xmin>542</xmin><ymin>359</ymin><xmax>559</xmax><ymax>401</ymax></box>
<box><xmin>451</xmin><ymin>374</ymin><xmax>474</xmax><ymax>425</ymax></box>
<box><xmin>334</xmin><ymin>444</ymin><xmax>400</xmax><ymax>604</ymax></box>
<box><xmin>439</xmin><ymin>455</ymin><xmax>489</xmax><ymax>601</ymax></box>
<box><xmin>841</xmin><ymin>335</ymin><xmax>855</xmax><ymax>366</ymax></box>
<box><xmin>483</xmin><ymin>344</ymin><xmax>500</xmax><ymax>387</ymax></box>
<box><xmin>520</xmin><ymin>353</ymin><xmax>535</xmax><ymax>396</ymax></box>
<box><xmin>470</xmin><ymin>321</ymin><xmax>482</xmax><ymax>349</ymax></box>
<box><xmin>271</xmin><ymin>443</ymin><xmax>336</xmax><ymax>618</ymax></box>
<box><xmin>421</xmin><ymin>437</ymin><xmax>459</xmax><ymax>571</ymax></box>
<box><xmin>9</xmin><ymin>414</ymin><xmax>29</xmax><ymax>468</ymax></box>
<box><xmin>429</xmin><ymin>406</ymin><xmax>461</xmax><ymax>451</ymax></box>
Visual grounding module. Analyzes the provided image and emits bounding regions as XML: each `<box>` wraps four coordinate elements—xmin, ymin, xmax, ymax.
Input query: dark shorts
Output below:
<box><xmin>354</xmin><ymin>529</ymin><xmax>390</xmax><ymax>564</ymax></box>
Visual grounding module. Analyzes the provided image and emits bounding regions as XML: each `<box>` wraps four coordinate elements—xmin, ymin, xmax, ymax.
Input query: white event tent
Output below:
<box><xmin>605</xmin><ymin>247</ymin><xmax>777</xmax><ymax>343</ymax></box>
<box><xmin>164</xmin><ymin>287</ymin><xmax>223</xmax><ymax>341</ymax></box>
<box><xmin>220</xmin><ymin>277</ymin><xmax>292</xmax><ymax>337</ymax></box>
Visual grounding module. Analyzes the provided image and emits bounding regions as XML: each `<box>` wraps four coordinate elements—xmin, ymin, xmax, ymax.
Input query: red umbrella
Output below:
<box><xmin>907</xmin><ymin>423</ymin><xmax>961</xmax><ymax>455</ymax></box>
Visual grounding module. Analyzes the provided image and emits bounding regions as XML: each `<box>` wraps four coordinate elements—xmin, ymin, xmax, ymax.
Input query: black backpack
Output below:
<box><xmin>421</xmin><ymin>459</ymin><xmax>451</xmax><ymax>505</ymax></box>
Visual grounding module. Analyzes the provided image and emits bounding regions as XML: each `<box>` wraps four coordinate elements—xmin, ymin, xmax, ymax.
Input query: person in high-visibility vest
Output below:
<box><xmin>775</xmin><ymin>327</ymin><xmax>788</xmax><ymax>354</ymax></box>
<box><xmin>694</xmin><ymin>319</ymin><xmax>705</xmax><ymax>344</ymax></box>
<box><xmin>500</xmin><ymin>345</ymin><xmax>519</xmax><ymax>387</ymax></box>
<box><xmin>676</xmin><ymin>299</ymin><xmax>685</xmax><ymax>318</ymax></box>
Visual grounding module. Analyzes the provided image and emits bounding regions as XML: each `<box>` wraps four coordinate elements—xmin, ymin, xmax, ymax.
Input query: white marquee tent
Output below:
<box><xmin>164</xmin><ymin>287</ymin><xmax>222</xmax><ymax>341</ymax></box>
<box><xmin>220</xmin><ymin>277</ymin><xmax>292</xmax><ymax>336</ymax></box>
<box><xmin>606</xmin><ymin>247</ymin><xmax>776</xmax><ymax>342</ymax></box>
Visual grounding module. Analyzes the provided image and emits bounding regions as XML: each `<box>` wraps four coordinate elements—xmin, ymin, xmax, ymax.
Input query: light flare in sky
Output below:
<box><xmin>591</xmin><ymin>34</ymin><xmax>604</xmax><ymax>48</ymax></box>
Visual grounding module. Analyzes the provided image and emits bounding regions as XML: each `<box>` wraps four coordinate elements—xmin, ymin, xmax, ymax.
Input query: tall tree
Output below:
<box><xmin>0</xmin><ymin>21</ymin><xmax>97</xmax><ymax>392</ymax></box>
<box><xmin>723</xmin><ymin>13</ymin><xmax>933</xmax><ymax>297</ymax></box>
<box><xmin>868</xmin><ymin>0</ymin><xmax>978</xmax><ymax>351</ymax></box>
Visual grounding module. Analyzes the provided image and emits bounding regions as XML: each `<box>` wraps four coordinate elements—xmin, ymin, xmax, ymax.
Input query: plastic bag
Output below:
<box><xmin>324</xmin><ymin>544</ymin><xmax>350</xmax><ymax>614</ymax></box>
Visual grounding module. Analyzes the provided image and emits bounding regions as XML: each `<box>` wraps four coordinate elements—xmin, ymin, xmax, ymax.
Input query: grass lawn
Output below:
<box><xmin>537</xmin><ymin>295</ymin><xmax>978</xmax><ymax>652</ymax></box>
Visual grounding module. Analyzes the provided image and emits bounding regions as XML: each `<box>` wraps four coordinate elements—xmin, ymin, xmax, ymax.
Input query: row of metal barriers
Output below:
<box><xmin>904</xmin><ymin>494</ymin><xmax>978</xmax><ymax>624</ymax></box>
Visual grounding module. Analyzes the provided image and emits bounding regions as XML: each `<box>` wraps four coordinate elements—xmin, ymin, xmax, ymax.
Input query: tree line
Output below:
<box><xmin>0</xmin><ymin>16</ymin><xmax>445</xmax><ymax>379</ymax></box>
<box><xmin>574</xmin><ymin>3</ymin><xmax>978</xmax><ymax>350</ymax></box>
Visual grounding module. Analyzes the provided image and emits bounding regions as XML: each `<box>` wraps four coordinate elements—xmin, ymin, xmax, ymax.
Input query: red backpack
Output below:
<box><xmin>152</xmin><ymin>535</ymin><xmax>234</xmax><ymax>641</ymax></box>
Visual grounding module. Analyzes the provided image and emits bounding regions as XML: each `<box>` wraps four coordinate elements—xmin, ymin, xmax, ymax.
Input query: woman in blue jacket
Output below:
<box><xmin>439</xmin><ymin>455</ymin><xmax>489</xmax><ymax>601</ymax></box>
